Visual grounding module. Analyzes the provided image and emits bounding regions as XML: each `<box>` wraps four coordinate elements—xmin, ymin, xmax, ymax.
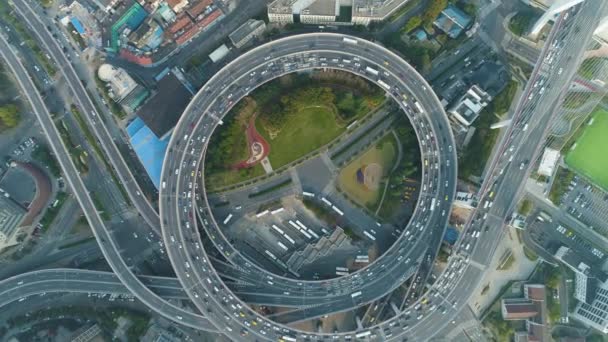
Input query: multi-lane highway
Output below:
<box><xmin>0</xmin><ymin>29</ymin><xmax>217</xmax><ymax>332</ymax></box>
<box><xmin>160</xmin><ymin>33</ymin><xmax>457</xmax><ymax>340</ymax></box>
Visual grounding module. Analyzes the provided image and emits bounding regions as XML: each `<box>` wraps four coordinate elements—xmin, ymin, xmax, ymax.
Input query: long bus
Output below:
<box><xmin>355</xmin><ymin>331</ymin><xmax>371</xmax><ymax>338</ymax></box>
<box><xmin>223</xmin><ymin>214</ymin><xmax>233</xmax><ymax>225</ymax></box>
<box><xmin>351</xmin><ymin>291</ymin><xmax>362</xmax><ymax>298</ymax></box>
<box><xmin>413</xmin><ymin>101</ymin><xmax>424</xmax><ymax>113</ymax></box>
<box><xmin>336</xmin><ymin>267</ymin><xmax>349</xmax><ymax>272</ymax></box>
<box><xmin>302</xmin><ymin>191</ymin><xmax>315</xmax><ymax>197</ymax></box>
<box><xmin>336</xmin><ymin>271</ymin><xmax>349</xmax><ymax>276</ymax></box>
<box><xmin>288</xmin><ymin>221</ymin><xmax>300</xmax><ymax>230</ymax></box>
<box><xmin>343</xmin><ymin>37</ymin><xmax>358</xmax><ymax>45</ymax></box>
<box><xmin>378</xmin><ymin>79</ymin><xmax>391</xmax><ymax>90</ymax></box>
<box><xmin>277</xmin><ymin>242</ymin><xmax>288</xmax><ymax>251</ymax></box>
<box><xmin>281</xmin><ymin>336</ymin><xmax>297</xmax><ymax>342</ymax></box>
<box><xmin>365</xmin><ymin>66</ymin><xmax>379</xmax><ymax>76</ymax></box>
<box><xmin>265</xmin><ymin>250</ymin><xmax>277</xmax><ymax>260</ymax></box>
<box><xmin>321</xmin><ymin>197</ymin><xmax>332</xmax><ymax>206</ymax></box>
<box><xmin>430</xmin><ymin>198</ymin><xmax>436</xmax><ymax>211</ymax></box>
<box><xmin>271</xmin><ymin>207</ymin><xmax>285</xmax><ymax>215</ymax></box>
<box><xmin>363</xmin><ymin>231</ymin><xmax>376</xmax><ymax>241</ymax></box>
<box><xmin>272</xmin><ymin>225</ymin><xmax>284</xmax><ymax>235</ymax></box>
<box><xmin>283</xmin><ymin>234</ymin><xmax>296</xmax><ymax>244</ymax></box>
<box><xmin>307</xmin><ymin>229</ymin><xmax>320</xmax><ymax>239</ymax></box>
<box><xmin>332</xmin><ymin>206</ymin><xmax>344</xmax><ymax>216</ymax></box>
<box><xmin>255</xmin><ymin>210</ymin><xmax>269</xmax><ymax>218</ymax></box>
<box><xmin>296</xmin><ymin>220</ymin><xmax>308</xmax><ymax>230</ymax></box>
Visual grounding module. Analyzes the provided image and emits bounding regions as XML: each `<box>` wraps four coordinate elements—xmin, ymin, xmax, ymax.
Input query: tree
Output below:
<box><xmin>422</xmin><ymin>0</ymin><xmax>448</xmax><ymax>29</ymax></box>
<box><xmin>403</xmin><ymin>16</ymin><xmax>422</xmax><ymax>33</ymax></box>
<box><xmin>0</xmin><ymin>104</ymin><xmax>20</xmax><ymax>128</ymax></box>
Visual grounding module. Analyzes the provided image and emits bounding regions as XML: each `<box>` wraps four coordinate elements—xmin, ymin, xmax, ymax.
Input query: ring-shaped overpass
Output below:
<box><xmin>159</xmin><ymin>33</ymin><xmax>457</xmax><ymax>341</ymax></box>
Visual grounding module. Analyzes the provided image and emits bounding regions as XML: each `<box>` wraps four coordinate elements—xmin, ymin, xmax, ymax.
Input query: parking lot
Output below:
<box><xmin>558</xmin><ymin>174</ymin><xmax>608</xmax><ymax>238</ymax></box>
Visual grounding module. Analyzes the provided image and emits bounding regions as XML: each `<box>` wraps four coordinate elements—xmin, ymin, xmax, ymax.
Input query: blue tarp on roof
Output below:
<box><xmin>443</xmin><ymin>227</ymin><xmax>459</xmax><ymax>245</ymax></box>
<box><xmin>70</xmin><ymin>17</ymin><xmax>85</xmax><ymax>34</ymax></box>
<box><xmin>127</xmin><ymin>117</ymin><xmax>168</xmax><ymax>189</ymax></box>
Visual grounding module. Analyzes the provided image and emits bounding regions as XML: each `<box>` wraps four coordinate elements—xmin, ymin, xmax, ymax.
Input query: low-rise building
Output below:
<box><xmin>0</xmin><ymin>190</ymin><xmax>26</xmax><ymax>252</ymax></box>
<box><xmin>268</xmin><ymin>0</ymin><xmax>413</xmax><ymax>26</ymax></box>
<box><xmin>229</xmin><ymin>19</ymin><xmax>266</xmax><ymax>48</ymax></box>
<box><xmin>98</xmin><ymin>64</ymin><xmax>149</xmax><ymax>113</ymax></box>
<box><xmin>537</xmin><ymin>148</ymin><xmax>560</xmax><ymax>177</ymax></box>
<box><xmin>300</xmin><ymin>0</ymin><xmax>339</xmax><ymax>25</ymax></box>
<box><xmin>501</xmin><ymin>284</ymin><xmax>549</xmax><ymax>342</ymax></box>
<box><xmin>448</xmin><ymin>85</ymin><xmax>492</xmax><ymax>127</ymax></box>
<box><xmin>433</xmin><ymin>4</ymin><xmax>472</xmax><ymax>38</ymax></box>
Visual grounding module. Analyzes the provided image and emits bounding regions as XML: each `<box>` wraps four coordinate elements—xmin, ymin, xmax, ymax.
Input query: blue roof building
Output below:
<box><xmin>443</xmin><ymin>227</ymin><xmax>459</xmax><ymax>245</ymax></box>
<box><xmin>127</xmin><ymin>117</ymin><xmax>169</xmax><ymax>189</ymax></box>
<box><xmin>434</xmin><ymin>4</ymin><xmax>472</xmax><ymax>38</ymax></box>
<box><xmin>413</xmin><ymin>28</ymin><xmax>428</xmax><ymax>41</ymax></box>
<box><xmin>70</xmin><ymin>17</ymin><xmax>85</xmax><ymax>35</ymax></box>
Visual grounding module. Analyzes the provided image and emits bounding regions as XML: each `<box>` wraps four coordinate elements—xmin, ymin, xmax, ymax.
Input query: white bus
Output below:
<box><xmin>296</xmin><ymin>220</ymin><xmax>307</xmax><ymax>230</ymax></box>
<box><xmin>332</xmin><ymin>206</ymin><xmax>344</xmax><ymax>216</ymax></box>
<box><xmin>356</xmin><ymin>331</ymin><xmax>371</xmax><ymax>338</ymax></box>
<box><xmin>255</xmin><ymin>210</ymin><xmax>269</xmax><ymax>218</ymax></box>
<box><xmin>321</xmin><ymin>197</ymin><xmax>332</xmax><ymax>206</ymax></box>
<box><xmin>223</xmin><ymin>214</ymin><xmax>233</xmax><ymax>225</ymax></box>
<box><xmin>336</xmin><ymin>267</ymin><xmax>349</xmax><ymax>272</ymax></box>
<box><xmin>302</xmin><ymin>191</ymin><xmax>315</xmax><ymax>197</ymax></box>
<box><xmin>430</xmin><ymin>198</ymin><xmax>436</xmax><ymax>211</ymax></box>
<box><xmin>351</xmin><ymin>291</ymin><xmax>362</xmax><ymax>298</ymax></box>
<box><xmin>413</xmin><ymin>101</ymin><xmax>424</xmax><ymax>113</ymax></box>
<box><xmin>378</xmin><ymin>79</ymin><xmax>391</xmax><ymax>90</ymax></box>
<box><xmin>277</xmin><ymin>242</ymin><xmax>288</xmax><ymax>251</ymax></box>
<box><xmin>272</xmin><ymin>225</ymin><xmax>284</xmax><ymax>235</ymax></box>
<box><xmin>282</xmin><ymin>336</ymin><xmax>297</xmax><ymax>342</ymax></box>
<box><xmin>363</xmin><ymin>231</ymin><xmax>376</xmax><ymax>241</ymax></box>
<box><xmin>321</xmin><ymin>228</ymin><xmax>330</xmax><ymax>234</ymax></box>
<box><xmin>288</xmin><ymin>221</ymin><xmax>300</xmax><ymax>230</ymax></box>
<box><xmin>299</xmin><ymin>229</ymin><xmax>312</xmax><ymax>239</ymax></box>
<box><xmin>307</xmin><ymin>229</ymin><xmax>320</xmax><ymax>239</ymax></box>
<box><xmin>365</xmin><ymin>66</ymin><xmax>379</xmax><ymax>76</ymax></box>
<box><xmin>271</xmin><ymin>207</ymin><xmax>285</xmax><ymax>215</ymax></box>
<box><xmin>336</xmin><ymin>271</ymin><xmax>349</xmax><ymax>276</ymax></box>
<box><xmin>265</xmin><ymin>250</ymin><xmax>277</xmax><ymax>260</ymax></box>
<box><xmin>343</xmin><ymin>37</ymin><xmax>358</xmax><ymax>44</ymax></box>
<box><xmin>283</xmin><ymin>234</ymin><xmax>295</xmax><ymax>244</ymax></box>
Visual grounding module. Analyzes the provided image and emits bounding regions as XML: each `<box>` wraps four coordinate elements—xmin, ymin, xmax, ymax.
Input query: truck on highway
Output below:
<box><xmin>430</xmin><ymin>198</ymin><xmax>436</xmax><ymax>211</ymax></box>
<box><xmin>343</xmin><ymin>37</ymin><xmax>358</xmax><ymax>45</ymax></box>
<box><xmin>378</xmin><ymin>79</ymin><xmax>391</xmax><ymax>90</ymax></box>
<box><xmin>351</xmin><ymin>291</ymin><xmax>362</xmax><ymax>298</ymax></box>
<box><xmin>414</xmin><ymin>101</ymin><xmax>424</xmax><ymax>113</ymax></box>
<box><xmin>365</xmin><ymin>66</ymin><xmax>379</xmax><ymax>76</ymax></box>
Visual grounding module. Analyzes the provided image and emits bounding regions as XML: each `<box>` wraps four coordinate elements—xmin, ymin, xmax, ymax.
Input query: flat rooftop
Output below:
<box><xmin>136</xmin><ymin>72</ymin><xmax>192</xmax><ymax>139</ymax></box>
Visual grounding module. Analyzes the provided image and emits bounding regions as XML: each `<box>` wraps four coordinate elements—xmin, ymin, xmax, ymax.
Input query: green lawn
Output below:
<box><xmin>259</xmin><ymin>106</ymin><xmax>345</xmax><ymax>168</ymax></box>
<box><xmin>338</xmin><ymin>135</ymin><xmax>397</xmax><ymax>209</ymax></box>
<box><xmin>565</xmin><ymin>110</ymin><xmax>608</xmax><ymax>190</ymax></box>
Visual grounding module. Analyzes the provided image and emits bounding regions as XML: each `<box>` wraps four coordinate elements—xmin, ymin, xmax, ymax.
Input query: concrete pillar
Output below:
<box><xmin>530</xmin><ymin>0</ymin><xmax>587</xmax><ymax>37</ymax></box>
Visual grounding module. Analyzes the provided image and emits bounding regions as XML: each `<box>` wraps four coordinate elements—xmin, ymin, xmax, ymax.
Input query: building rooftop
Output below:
<box><xmin>502</xmin><ymin>300</ymin><xmax>539</xmax><ymax>320</ymax></box>
<box><xmin>268</xmin><ymin>0</ymin><xmax>300</xmax><ymax>15</ymax></box>
<box><xmin>448</xmin><ymin>85</ymin><xmax>491</xmax><ymax>126</ymax></box>
<box><xmin>434</xmin><ymin>4</ymin><xmax>472</xmax><ymax>38</ymax></box>
<box><xmin>136</xmin><ymin>72</ymin><xmax>192</xmax><ymax>139</ymax></box>
<box><xmin>229</xmin><ymin>19</ymin><xmax>265</xmax><ymax>45</ymax></box>
<box><xmin>303</xmin><ymin>0</ymin><xmax>337</xmax><ymax>16</ymax></box>
<box><xmin>537</xmin><ymin>148</ymin><xmax>560</xmax><ymax>177</ymax></box>
<box><xmin>97</xmin><ymin>64</ymin><xmax>140</xmax><ymax>102</ymax></box>
<box><xmin>469</xmin><ymin>61</ymin><xmax>509</xmax><ymax>96</ymax></box>
<box><xmin>352</xmin><ymin>0</ymin><xmax>410</xmax><ymax>19</ymax></box>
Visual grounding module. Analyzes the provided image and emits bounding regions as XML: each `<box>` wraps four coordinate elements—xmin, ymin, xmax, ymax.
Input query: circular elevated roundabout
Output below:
<box><xmin>160</xmin><ymin>33</ymin><xmax>458</xmax><ymax>341</ymax></box>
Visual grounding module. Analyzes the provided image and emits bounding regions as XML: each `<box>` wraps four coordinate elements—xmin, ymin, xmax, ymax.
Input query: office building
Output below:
<box><xmin>448</xmin><ymin>85</ymin><xmax>492</xmax><ymax>127</ymax></box>
<box><xmin>0</xmin><ymin>190</ymin><xmax>26</xmax><ymax>252</ymax></box>
<box><xmin>229</xmin><ymin>19</ymin><xmax>266</xmax><ymax>48</ymax></box>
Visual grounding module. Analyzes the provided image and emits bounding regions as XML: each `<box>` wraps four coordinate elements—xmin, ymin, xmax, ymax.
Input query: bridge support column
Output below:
<box><xmin>529</xmin><ymin>0</ymin><xmax>587</xmax><ymax>37</ymax></box>
<box><xmin>390</xmin><ymin>301</ymin><xmax>400</xmax><ymax>315</ymax></box>
<box><xmin>356</xmin><ymin>316</ymin><xmax>363</xmax><ymax>329</ymax></box>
